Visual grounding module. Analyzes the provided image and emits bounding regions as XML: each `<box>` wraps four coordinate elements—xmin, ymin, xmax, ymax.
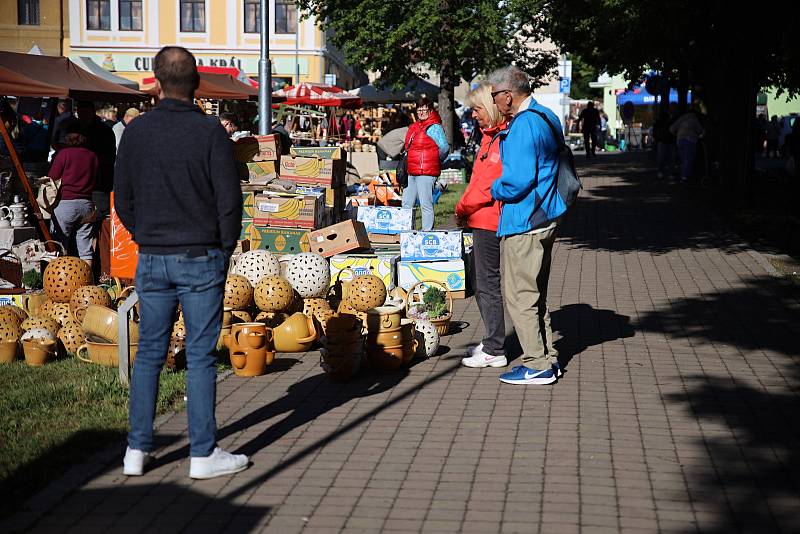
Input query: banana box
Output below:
<box><xmin>290</xmin><ymin>146</ymin><xmax>343</xmax><ymax>160</ymax></box>
<box><xmin>329</xmin><ymin>254</ymin><xmax>399</xmax><ymax>290</ymax></box>
<box><xmin>462</xmin><ymin>232</ymin><xmax>473</xmax><ymax>250</ymax></box>
<box><xmin>253</xmin><ymin>193</ymin><xmax>324</xmax><ymax>229</ymax></box>
<box><xmin>242</xmin><ymin>192</ymin><xmax>256</xmax><ymax>218</ymax></box>
<box><xmin>279</xmin><ymin>156</ymin><xmax>346</xmax><ymax>187</ymax></box>
<box><xmin>250</xmin><ymin>226</ymin><xmax>310</xmax><ymax>253</ymax></box>
<box><xmin>294</xmin><ymin>185</ymin><xmax>346</xmax><ymax>210</ymax></box>
<box><xmin>400</xmin><ymin>230</ymin><xmax>463</xmax><ymax>261</ymax></box>
<box><xmin>240</xmin><ymin>219</ymin><xmax>253</xmax><ymax>241</ymax></box>
<box><xmin>245</xmin><ymin>162</ymin><xmax>278</xmax><ymax>184</ymax></box>
<box><xmin>357</xmin><ymin>206</ymin><xmax>415</xmax><ymax>234</ymax></box>
<box><xmin>397</xmin><ymin>259</ymin><xmax>467</xmax><ymax>292</ymax></box>
<box><xmin>233</xmin><ymin>134</ymin><xmax>280</xmax><ymax>163</ymax></box>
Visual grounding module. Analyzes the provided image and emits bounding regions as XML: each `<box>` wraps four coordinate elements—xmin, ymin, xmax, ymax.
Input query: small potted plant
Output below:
<box><xmin>406</xmin><ymin>281</ymin><xmax>452</xmax><ymax>335</ymax></box>
<box><xmin>22</xmin><ymin>269</ymin><xmax>43</xmax><ymax>291</ymax></box>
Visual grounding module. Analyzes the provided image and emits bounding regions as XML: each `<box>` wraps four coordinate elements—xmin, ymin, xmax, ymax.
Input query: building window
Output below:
<box><xmin>180</xmin><ymin>0</ymin><xmax>205</xmax><ymax>33</ymax></box>
<box><xmin>18</xmin><ymin>0</ymin><xmax>40</xmax><ymax>25</ymax></box>
<box><xmin>86</xmin><ymin>0</ymin><xmax>111</xmax><ymax>30</ymax></box>
<box><xmin>275</xmin><ymin>0</ymin><xmax>297</xmax><ymax>34</ymax></box>
<box><xmin>119</xmin><ymin>0</ymin><xmax>142</xmax><ymax>31</ymax></box>
<box><xmin>244</xmin><ymin>0</ymin><xmax>260</xmax><ymax>34</ymax></box>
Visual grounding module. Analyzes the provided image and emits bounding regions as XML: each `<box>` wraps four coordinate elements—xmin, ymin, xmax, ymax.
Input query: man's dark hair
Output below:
<box><xmin>220</xmin><ymin>112</ymin><xmax>239</xmax><ymax>128</ymax></box>
<box><xmin>153</xmin><ymin>46</ymin><xmax>200</xmax><ymax>99</ymax></box>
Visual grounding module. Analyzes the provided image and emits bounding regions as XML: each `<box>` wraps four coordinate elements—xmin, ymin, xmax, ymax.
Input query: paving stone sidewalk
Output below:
<box><xmin>4</xmin><ymin>153</ymin><xmax>800</xmax><ymax>533</ymax></box>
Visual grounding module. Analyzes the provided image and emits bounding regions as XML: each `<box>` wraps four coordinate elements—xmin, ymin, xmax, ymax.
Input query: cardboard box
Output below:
<box><xmin>250</xmin><ymin>226</ymin><xmax>310</xmax><ymax>253</ymax></box>
<box><xmin>242</xmin><ymin>191</ymin><xmax>255</xmax><ymax>218</ymax></box>
<box><xmin>307</xmin><ymin>220</ymin><xmax>370</xmax><ymax>258</ymax></box>
<box><xmin>349</xmin><ymin>151</ymin><xmax>380</xmax><ymax>179</ymax></box>
<box><xmin>279</xmin><ymin>157</ymin><xmax>345</xmax><ymax>187</ymax></box>
<box><xmin>295</xmin><ymin>185</ymin><xmax>346</xmax><ymax>210</ymax></box>
<box><xmin>397</xmin><ymin>259</ymin><xmax>467</xmax><ymax>292</ymax></box>
<box><xmin>400</xmin><ymin>230</ymin><xmax>463</xmax><ymax>261</ymax></box>
<box><xmin>253</xmin><ymin>193</ymin><xmax>324</xmax><ymax>229</ymax></box>
<box><xmin>240</xmin><ymin>219</ymin><xmax>253</xmax><ymax>241</ymax></box>
<box><xmin>233</xmin><ymin>134</ymin><xmax>280</xmax><ymax>163</ymax></box>
<box><xmin>0</xmin><ymin>294</ymin><xmax>24</xmax><ymax>307</ymax></box>
<box><xmin>290</xmin><ymin>146</ymin><xmax>343</xmax><ymax>160</ymax></box>
<box><xmin>246</xmin><ymin>162</ymin><xmax>278</xmax><ymax>184</ymax></box>
<box><xmin>368</xmin><ymin>232</ymin><xmax>400</xmax><ymax>244</ymax></box>
<box><xmin>330</xmin><ymin>254</ymin><xmax>399</xmax><ymax>290</ymax></box>
<box><xmin>357</xmin><ymin>206</ymin><xmax>415</xmax><ymax>235</ymax></box>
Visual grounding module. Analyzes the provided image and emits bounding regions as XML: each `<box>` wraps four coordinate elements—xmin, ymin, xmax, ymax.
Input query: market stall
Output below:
<box><xmin>140</xmin><ymin>71</ymin><xmax>260</xmax><ymax>100</ymax></box>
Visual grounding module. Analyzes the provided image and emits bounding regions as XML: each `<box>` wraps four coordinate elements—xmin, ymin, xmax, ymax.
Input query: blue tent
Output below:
<box><xmin>616</xmin><ymin>86</ymin><xmax>691</xmax><ymax>106</ymax></box>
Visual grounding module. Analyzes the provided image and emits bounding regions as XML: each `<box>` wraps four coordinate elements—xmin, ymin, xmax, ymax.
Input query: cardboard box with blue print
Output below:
<box><xmin>357</xmin><ymin>206</ymin><xmax>415</xmax><ymax>235</ymax></box>
<box><xmin>400</xmin><ymin>230</ymin><xmax>463</xmax><ymax>261</ymax></box>
<box><xmin>397</xmin><ymin>259</ymin><xmax>467</xmax><ymax>293</ymax></box>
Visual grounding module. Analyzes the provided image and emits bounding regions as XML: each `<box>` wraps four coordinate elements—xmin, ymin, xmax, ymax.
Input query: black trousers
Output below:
<box><xmin>472</xmin><ymin>228</ymin><xmax>506</xmax><ymax>355</ymax></box>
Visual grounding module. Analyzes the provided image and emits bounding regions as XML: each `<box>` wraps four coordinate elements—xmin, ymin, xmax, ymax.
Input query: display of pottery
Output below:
<box><xmin>224</xmin><ymin>274</ymin><xmax>254</xmax><ymax>310</ymax></box>
<box><xmin>347</xmin><ymin>274</ymin><xmax>387</xmax><ymax>312</ymax></box>
<box><xmin>0</xmin><ymin>319</ymin><xmax>22</xmax><ymax>342</ymax></box>
<box><xmin>0</xmin><ymin>340</ymin><xmax>19</xmax><ymax>363</ymax></box>
<box><xmin>76</xmin><ymin>339</ymin><xmax>138</xmax><ymax>367</ymax></box>
<box><xmin>272</xmin><ymin>312</ymin><xmax>317</xmax><ymax>352</ymax></box>
<box><xmin>224</xmin><ymin>322</ymin><xmax>274</xmax><ymax>377</ymax></box>
<box><xmin>81</xmin><ymin>304</ymin><xmax>139</xmax><ymax>344</ymax></box>
<box><xmin>20</xmin><ymin>316</ymin><xmax>60</xmax><ymax>336</ymax></box>
<box><xmin>69</xmin><ymin>285</ymin><xmax>113</xmax><ymax>323</ymax></box>
<box><xmin>0</xmin><ymin>306</ymin><xmax>23</xmax><ymax>327</ymax></box>
<box><xmin>49</xmin><ymin>302</ymin><xmax>74</xmax><ymax>326</ymax></box>
<box><xmin>0</xmin><ymin>304</ymin><xmax>27</xmax><ymax>322</ymax></box>
<box><xmin>234</xmin><ymin>250</ymin><xmax>281</xmax><ymax>286</ymax></box>
<box><xmin>57</xmin><ymin>322</ymin><xmax>86</xmax><ymax>354</ymax></box>
<box><xmin>21</xmin><ymin>327</ymin><xmax>56</xmax><ymax>343</ymax></box>
<box><xmin>255</xmin><ymin>311</ymin><xmax>289</xmax><ymax>328</ymax></box>
<box><xmin>254</xmin><ymin>276</ymin><xmax>295</xmax><ymax>312</ymax></box>
<box><xmin>43</xmin><ymin>256</ymin><xmax>93</xmax><ymax>303</ymax></box>
<box><xmin>22</xmin><ymin>338</ymin><xmax>56</xmax><ymax>366</ymax></box>
<box><xmin>414</xmin><ymin>319</ymin><xmax>440</xmax><ymax>358</ymax></box>
<box><xmin>285</xmin><ymin>253</ymin><xmax>330</xmax><ymax>298</ymax></box>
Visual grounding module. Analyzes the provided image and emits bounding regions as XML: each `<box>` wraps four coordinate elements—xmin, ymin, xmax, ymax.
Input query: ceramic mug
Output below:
<box><xmin>366</xmin><ymin>306</ymin><xmax>402</xmax><ymax>332</ymax></box>
<box><xmin>22</xmin><ymin>339</ymin><xmax>56</xmax><ymax>367</ymax></box>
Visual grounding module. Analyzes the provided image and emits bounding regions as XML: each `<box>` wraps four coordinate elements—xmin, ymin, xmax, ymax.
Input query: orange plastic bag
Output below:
<box><xmin>109</xmin><ymin>192</ymin><xmax>139</xmax><ymax>279</ymax></box>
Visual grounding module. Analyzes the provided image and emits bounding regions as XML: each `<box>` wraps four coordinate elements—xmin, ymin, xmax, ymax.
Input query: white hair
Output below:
<box><xmin>488</xmin><ymin>66</ymin><xmax>531</xmax><ymax>96</ymax></box>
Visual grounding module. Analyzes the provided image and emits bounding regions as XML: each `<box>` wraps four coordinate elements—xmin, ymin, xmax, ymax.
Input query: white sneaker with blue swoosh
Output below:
<box><xmin>498</xmin><ymin>365</ymin><xmax>557</xmax><ymax>385</ymax></box>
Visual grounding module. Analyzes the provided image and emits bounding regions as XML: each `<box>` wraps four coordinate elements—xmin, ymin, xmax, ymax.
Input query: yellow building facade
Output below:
<box><xmin>64</xmin><ymin>0</ymin><xmax>364</xmax><ymax>89</ymax></box>
<box><xmin>0</xmin><ymin>0</ymin><xmax>68</xmax><ymax>56</ymax></box>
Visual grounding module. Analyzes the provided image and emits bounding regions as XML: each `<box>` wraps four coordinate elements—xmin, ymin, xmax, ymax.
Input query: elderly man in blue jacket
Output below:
<box><xmin>489</xmin><ymin>66</ymin><xmax>567</xmax><ymax>385</ymax></box>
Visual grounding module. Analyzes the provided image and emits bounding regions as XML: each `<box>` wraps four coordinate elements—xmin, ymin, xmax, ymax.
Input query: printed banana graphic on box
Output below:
<box><xmin>253</xmin><ymin>194</ymin><xmax>324</xmax><ymax>229</ymax></box>
<box><xmin>329</xmin><ymin>254</ymin><xmax>399</xmax><ymax>290</ymax></box>
<box><xmin>280</xmin><ymin>156</ymin><xmax>345</xmax><ymax>187</ymax></box>
<box><xmin>397</xmin><ymin>260</ymin><xmax>466</xmax><ymax>291</ymax></box>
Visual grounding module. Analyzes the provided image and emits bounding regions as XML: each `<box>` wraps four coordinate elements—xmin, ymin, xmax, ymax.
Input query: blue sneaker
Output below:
<box><xmin>498</xmin><ymin>366</ymin><xmax>557</xmax><ymax>385</ymax></box>
<box><xmin>552</xmin><ymin>361</ymin><xmax>563</xmax><ymax>378</ymax></box>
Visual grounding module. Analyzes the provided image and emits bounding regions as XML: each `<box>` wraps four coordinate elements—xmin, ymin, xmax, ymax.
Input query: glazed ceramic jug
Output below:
<box><xmin>9</xmin><ymin>196</ymin><xmax>27</xmax><ymax>228</ymax></box>
<box><xmin>0</xmin><ymin>206</ymin><xmax>11</xmax><ymax>228</ymax></box>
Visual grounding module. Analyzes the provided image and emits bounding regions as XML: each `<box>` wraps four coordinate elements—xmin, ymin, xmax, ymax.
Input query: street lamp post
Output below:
<box><xmin>258</xmin><ymin>0</ymin><xmax>272</xmax><ymax>134</ymax></box>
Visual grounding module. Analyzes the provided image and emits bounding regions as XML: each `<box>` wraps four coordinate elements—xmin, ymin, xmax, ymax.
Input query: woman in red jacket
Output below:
<box><xmin>456</xmin><ymin>83</ymin><xmax>508</xmax><ymax>368</ymax></box>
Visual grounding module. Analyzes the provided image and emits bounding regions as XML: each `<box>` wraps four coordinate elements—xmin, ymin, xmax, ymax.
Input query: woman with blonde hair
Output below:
<box><xmin>457</xmin><ymin>82</ymin><xmax>508</xmax><ymax>368</ymax></box>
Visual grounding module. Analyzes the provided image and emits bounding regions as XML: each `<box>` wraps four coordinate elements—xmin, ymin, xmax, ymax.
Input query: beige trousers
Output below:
<box><xmin>503</xmin><ymin>227</ymin><xmax>559</xmax><ymax>370</ymax></box>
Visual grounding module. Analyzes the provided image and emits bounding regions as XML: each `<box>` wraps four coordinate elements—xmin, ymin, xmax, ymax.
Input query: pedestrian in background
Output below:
<box><xmin>766</xmin><ymin>115</ymin><xmax>780</xmax><ymax>158</ymax></box>
<box><xmin>577</xmin><ymin>101</ymin><xmax>601</xmax><ymax>158</ymax></box>
<box><xmin>670</xmin><ymin>108</ymin><xmax>704</xmax><ymax>183</ymax></box>
<box><xmin>456</xmin><ymin>82</ymin><xmax>507</xmax><ymax>369</ymax></box>
<box><xmin>115</xmin><ymin>46</ymin><xmax>248</xmax><ymax>480</ymax></box>
<box><xmin>401</xmin><ymin>97</ymin><xmax>449</xmax><ymax>231</ymax></box>
<box><xmin>489</xmin><ymin>66</ymin><xmax>567</xmax><ymax>386</ymax></box>
<box><xmin>112</xmin><ymin>108</ymin><xmax>140</xmax><ymax>150</ymax></box>
<box><xmin>653</xmin><ymin>110</ymin><xmax>676</xmax><ymax>179</ymax></box>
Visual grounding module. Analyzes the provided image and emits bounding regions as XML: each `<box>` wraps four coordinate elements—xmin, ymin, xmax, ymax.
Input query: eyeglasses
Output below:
<box><xmin>491</xmin><ymin>89</ymin><xmax>511</xmax><ymax>99</ymax></box>
<box><xmin>417</xmin><ymin>107</ymin><xmax>430</xmax><ymax>113</ymax></box>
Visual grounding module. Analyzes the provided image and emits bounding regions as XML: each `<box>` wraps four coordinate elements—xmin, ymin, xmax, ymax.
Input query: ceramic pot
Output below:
<box><xmin>320</xmin><ymin>346</ymin><xmax>362</xmax><ymax>382</ymax></box>
<box><xmin>365</xmin><ymin>344</ymin><xmax>404</xmax><ymax>371</ymax></box>
<box><xmin>254</xmin><ymin>311</ymin><xmax>289</xmax><ymax>328</ymax></box>
<box><xmin>21</xmin><ymin>291</ymin><xmax>48</xmax><ymax>316</ymax></box>
<box><xmin>224</xmin><ymin>274</ymin><xmax>254</xmax><ymax>310</ymax></box>
<box><xmin>57</xmin><ymin>323</ymin><xmax>86</xmax><ymax>354</ymax></box>
<box><xmin>20</xmin><ymin>315</ymin><xmax>60</xmax><ymax>335</ymax></box>
<box><xmin>285</xmin><ymin>253</ymin><xmax>330</xmax><ymax>298</ymax></box>
<box><xmin>0</xmin><ymin>320</ymin><xmax>23</xmax><ymax>342</ymax></box>
<box><xmin>0</xmin><ymin>304</ymin><xmax>27</xmax><ymax>322</ymax></box>
<box><xmin>366</xmin><ymin>306</ymin><xmax>402</xmax><ymax>332</ymax></box>
<box><xmin>414</xmin><ymin>319</ymin><xmax>440</xmax><ymax>358</ymax></box>
<box><xmin>166</xmin><ymin>335</ymin><xmax>186</xmax><ymax>370</ymax></box>
<box><xmin>22</xmin><ymin>339</ymin><xmax>56</xmax><ymax>366</ymax></box>
<box><xmin>324</xmin><ymin>337</ymin><xmax>363</xmax><ymax>356</ymax></box>
<box><xmin>49</xmin><ymin>302</ymin><xmax>74</xmax><ymax>326</ymax></box>
<box><xmin>347</xmin><ymin>275</ymin><xmax>387</xmax><ymax>312</ymax></box>
<box><xmin>222</xmin><ymin>307</ymin><xmax>233</xmax><ymax>327</ymax></box>
<box><xmin>230</xmin><ymin>310</ymin><xmax>252</xmax><ymax>324</ymax></box>
<box><xmin>366</xmin><ymin>327</ymin><xmax>405</xmax><ymax>347</ymax></box>
<box><xmin>228</xmin><ymin>324</ymin><xmax>274</xmax><ymax>377</ymax></box>
<box><xmin>272</xmin><ymin>312</ymin><xmax>317</xmax><ymax>353</ymax></box>
<box><xmin>254</xmin><ymin>276</ymin><xmax>295</xmax><ymax>312</ymax></box>
<box><xmin>324</xmin><ymin>326</ymin><xmax>363</xmax><ymax>345</ymax></box>
<box><xmin>231</xmin><ymin>322</ymin><xmax>271</xmax><ymax>351</ymax></box>
<box><xmin>76</xmin><ymin>340</ymin><xmax>138</xmax><ymax>367</ymax></box>
<box><xmin>234</xmin><ymin>250</ymin><xmax>281</xmax><ymax>286</ymax></box>
<box><xmin>401</xmin><ymin>338</ymin><xmax>418</xmax><ymax>364</ymax></box>
<box><xmin>81</xmin><ymin>304</ymin><xmax>139</xmax><ymax>344</ymax></box>
<box><xmin>217</xmin><ymin>327</ymin><xmax>231</xmax><ymax>350</ymax></box>
<box><xmin>0</xmin><ymin>340</ymin><xmax>19</xmax><ymax>363</ymax></box>
<box><xmin>21</xmin><ymin>326</ymin><xmax>56</xmax><ymax>343</ymax></box>
<box><xmin>43</xmin><ymin>256</ymin><xmax>93</xmax><ymax>303</ymax></box>
<box><xmin>69</xmin><ymin>285</ymin><xmax>113</xmax><ymax>323</ymax></box>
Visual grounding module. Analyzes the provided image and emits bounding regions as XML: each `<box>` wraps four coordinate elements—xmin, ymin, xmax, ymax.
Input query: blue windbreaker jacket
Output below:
<box><xmin>490</xmin><ymin>98</ymin><xmax>567</xmax><ymax>237</ymax></box>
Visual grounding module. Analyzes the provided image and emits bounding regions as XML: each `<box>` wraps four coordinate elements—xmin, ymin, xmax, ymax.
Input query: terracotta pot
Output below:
<box><xmin>255</xmin><ymin>311</ymin><xmax>289</xmax><ymax>328</ymax></box>
<box><xmin>366</xmin><ymin>327</ymin><xmax>405</xmax><ymax>347</ymax></box>
<box><xmin>254</xmin><ymin>276</ymin><xmax>295</xmax><ymax>312</ymax></box>
<box><xmin>22</xmin><ymin>339</ymin><xmax>56</xmax><ymax>366</ymax></box>
<box><xmin>222</xmin><ymin>307</ymin><xmax>233</xmax><ymax>327</ymax></box>
<box><xmin>76</xmin><ymin>340</ymin><xmax>138</xmax><ymax>367</ymax></box>
<box><xmin>217</xmin><ymin>327</ymin><xmax>231</xmax><ymax>349</ymax></box>
<box><xmin>324</xmin><ymin>327</ymin><xmax>363</xmax><ymax>346</ymax></box>
<box><xmin>324</xmin><ymin>338</ymin><xmax>363</xmax><ymax>356</ymax></box>
<box><xmin>228</xmin><ymin>324</ymin><xmax>274</xmax><ymax>377</ymax></box>
<box><xmin>81</xmin><ymin>304</ymin><xmax>139</xmax><ymax>344</ymax></box>
<box><xmin>0</xmin><ymin>340</ymin><xmax>19</xmax><ymax>363</ymax></box>
<box><xmin>365</xmin><ymin>344</ymin><xmax>404</xmax><ymax>371</ymax></box>
<box><xmin>230</xmin><ymin>310</ymin><xmax>252</xmax><ymax>324</ymax></box>
<box><xmin>57</xmin><ymin>323</ymin><xmax>86</xmax><ymax>354</ymax></box>
<box><xmin>325</xmin><ymin>313</ymin><xmax>361</xmax><ymax>333</ymax></box>
<box><xmin>0</xmin><ymin>305</ymin><xmax>26</xmax><ymax>323</ymax></box>
<box><xmin>224</xmin><ymin>274</ymin><xmax>254</xmax><ymax>310</ymax></box>
<box><xmin>43</xmin><ymin>256</ymin><xmax>93</xmax><ymax>303</ymax></box>
<box><xmin>366</xmin><ymin>305</ymin><xmax>402</xmax><ymax>332</ymax></box>
<box><xmin>232</xmin><ymin>322</ymin><xmax>271</xmax><ymax>351</ymax></box>
<box><xmin>0</xmin><ymin>321</ymin><xmax>23</xmax><ymax>343</ymax></box>
<box><xmin>401</xmin><ymin>339</ymin><xmax>418</xmax><ymax>364</ymax></box>
<box><xmin>346</xmin><ymin>274</ymin><xmax>387</xmax><ymax>312</ymax></box>
<box><xmin>49</xmin><ymin>302</ymin><xmax>74</xmax><ymax>326</ymax></box>
<box><xmin>272</xmin><ymin>312</ymin><xmax>317</xmax><ymax>353</ymax></box>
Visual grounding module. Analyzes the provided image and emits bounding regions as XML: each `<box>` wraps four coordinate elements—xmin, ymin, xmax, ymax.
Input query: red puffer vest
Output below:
<box><xmin>404</xmin><ymin>110</ymin><xmax>442</xmax><ymax>177</ymax></box>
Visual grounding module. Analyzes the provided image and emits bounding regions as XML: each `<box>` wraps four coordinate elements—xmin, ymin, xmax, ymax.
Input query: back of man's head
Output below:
<box><xmin>488</xmin><ymin>66</ymin><xmax>531</xmax><ymax>97</ymax></box>
<box><xmin>587</xmin><ymin>101</ymin><xmax>595</xmax><ymax>108</ymax></box>
<box><xmin>153</xmin><ymin>46</ymin><xmax>200</xmax><ymax>100</ymax></box>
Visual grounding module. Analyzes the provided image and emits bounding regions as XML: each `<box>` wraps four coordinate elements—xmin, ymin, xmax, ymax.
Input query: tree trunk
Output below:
<box><xmin>717</xmin><ymin>52</ymin><xmax>755</xmax><ymax>205</ymax></box>
<box><xmin>677</xmin><ymin>67</ymin><xmax>689</xmax><ymax>115</ymax></box>
<box><xmin>438</xmin><ymin>59</ymin><xmax>456</xmax><ymax>152</ymax></box>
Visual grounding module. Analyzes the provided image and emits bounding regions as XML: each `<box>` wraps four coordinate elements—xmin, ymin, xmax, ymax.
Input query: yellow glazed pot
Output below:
<box><xmin>365</xmin><ymin>305</ymin><xmax>402</xmax><ymax>332</ymax></box>
<box><xmin>272</xmin><ymin>312</ymin><xmax>317</xmax><ymax>353</ymax></box>
<box><xmin>22</xmin><ymin>339</ymin><xmax>56</xmax><ymax>366</ymax></box>
<box><xmin>76</xmin><ymin>340</ymin><xmax>138</xmax><ymax>367</ymax></box>
<box><xmin>81</xmin><ymin>304</ymin><xmax>139</xmax><ymax>344</ymax></box>
<box><xmin>0</xmin><ymin>340</ymin><xmax>19</xmax><ymax>363</ymax></box>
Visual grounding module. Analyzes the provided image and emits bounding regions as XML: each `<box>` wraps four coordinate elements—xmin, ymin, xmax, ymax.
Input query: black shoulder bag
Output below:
<box><xmin>396</xmin><ymin>134</ymin><xmax>415</xmax><ymax>189</ymax></box>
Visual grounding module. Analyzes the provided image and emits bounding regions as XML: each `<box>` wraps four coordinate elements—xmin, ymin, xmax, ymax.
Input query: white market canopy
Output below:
<box><xmin>70</xmin><ymin>56</ymin><xmax>140</xmax><ymax>90</ymax></box>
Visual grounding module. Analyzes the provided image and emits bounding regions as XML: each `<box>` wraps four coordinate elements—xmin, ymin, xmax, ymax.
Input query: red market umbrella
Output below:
<box><xmin>273</xmin><ymin>82</ymin><xmax>361</xmax><ymax>108</ymax></box>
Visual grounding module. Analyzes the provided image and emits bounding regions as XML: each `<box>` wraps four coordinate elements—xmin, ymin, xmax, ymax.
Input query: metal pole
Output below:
<box><xmin>258</xmin><ymin>0</ymin><xmax>272</xmax><ymax>134</ymax></box>
<box><xmin>295</xmin><ymin>6</ymin><xmax>300</xmax><ymax>84</ymax></box>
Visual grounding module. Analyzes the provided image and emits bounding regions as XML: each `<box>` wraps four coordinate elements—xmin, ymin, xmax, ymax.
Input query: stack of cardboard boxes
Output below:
<box><xmin>397</xmin><ymin>230</ymin><xmax>469</xmax><ymax>298</ymax></box>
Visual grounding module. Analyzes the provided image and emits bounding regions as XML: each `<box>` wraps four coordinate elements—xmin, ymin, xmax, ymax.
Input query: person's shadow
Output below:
<box><xmin>504</xmin><ymin>303</ymin><xmax>635</xmax><ymax>370</ymax></box>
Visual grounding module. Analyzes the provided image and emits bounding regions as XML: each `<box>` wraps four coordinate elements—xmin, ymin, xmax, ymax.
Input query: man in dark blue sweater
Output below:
<box><xmin>115</xmin><ymin>46</ymin><xmax>247</xmax><ymax>480</ymax></box>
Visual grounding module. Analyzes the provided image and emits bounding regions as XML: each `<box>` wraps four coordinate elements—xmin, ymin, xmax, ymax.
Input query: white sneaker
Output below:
<box><xmin>465</xmin><ymin>342</ymin><xmax>484</xmax><ymax>357</ymax></box>
<box><xmin>189</xmin><ymin>447</ymin><xmax>249</xmax><ymax>480</ymax></box>
<box><xmin>461</xmin><ymin>347</ymin><xmax>507</xmax><ymax>368</ymax></box>
<box><xmin>123</xmin><ymin>447</ymin><xmax>153</xmax><ymax>476</ymax></box>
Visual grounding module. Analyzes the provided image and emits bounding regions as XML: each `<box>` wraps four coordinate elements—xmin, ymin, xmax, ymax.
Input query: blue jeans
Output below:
<box><xmin>677</xmin><ymin>139</ymin><xmax>697</xmax><ymax>181</ymax></box>
<box><xmin>128</xmin><ymin>249</ymin><xmax>227</xmax><ymax>457</ymax></box>
<box><xmin>402</xmin><ymin>174</ymin><xmax>436</xmax><ymax>231</ymax></box>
